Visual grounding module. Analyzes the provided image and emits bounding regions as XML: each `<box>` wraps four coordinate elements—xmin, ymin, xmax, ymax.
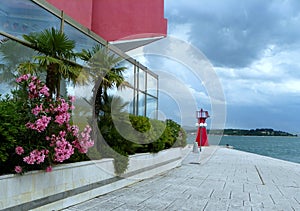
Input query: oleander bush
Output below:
<box><xmin>0</xmin><ymin>74</ymin><xmax>94</xmax><ymax>175</ymax></box>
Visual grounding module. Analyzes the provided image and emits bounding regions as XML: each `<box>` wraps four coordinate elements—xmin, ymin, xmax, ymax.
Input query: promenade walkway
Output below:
<box><xmin>63</xmin><ymin>146</ymin><xmax>300</xmax><ymax>211</ymax></box>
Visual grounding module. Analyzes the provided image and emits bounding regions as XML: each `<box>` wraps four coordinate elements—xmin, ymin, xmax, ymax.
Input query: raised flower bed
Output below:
<box><xmin>0</xmin><ymin>147</ymin><xmax>189</xmax><ymax>210</ymax></box>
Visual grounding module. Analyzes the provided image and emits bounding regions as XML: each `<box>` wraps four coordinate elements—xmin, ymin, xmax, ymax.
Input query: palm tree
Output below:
<box><xmin>22</xmin><ymin>27</ymin><xmax>82</xmax><ymax>98</ymax></box>
<box><xmin>79</xmin><ymin>45</ymin><xmax>127</xmax><ymax>119</ymax></box>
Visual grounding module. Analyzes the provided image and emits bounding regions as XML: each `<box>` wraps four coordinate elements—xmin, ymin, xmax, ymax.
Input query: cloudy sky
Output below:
<box><xmin>132</xmin><ymin>0</ymin><xmax>300</xmax><ymax>133</ymax></box>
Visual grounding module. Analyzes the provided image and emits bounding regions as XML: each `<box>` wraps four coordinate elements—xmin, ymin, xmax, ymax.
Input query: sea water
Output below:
<box><xmin>187</xmin><ymin>134</ymin><xmax>300</xmax><ymax>164</ymax></box>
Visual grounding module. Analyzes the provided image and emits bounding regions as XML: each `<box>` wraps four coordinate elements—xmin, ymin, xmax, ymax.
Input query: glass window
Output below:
<box><xmin>115</xmin><ymin>87</ymin><xmax>134</xmax><ymax>114</ymax></box>
<box><xmin>146</xmin><ymin>95</ymin><xmax>158</xmax><ymax>119</ymax></box>
<box><xmin>147</xmin><ymin>74</ymin><xmax>158</xmax><ymax>97</ymax></box>
<box><xmin>64</xmin><ymin>23</ymin><xmax>100</xmax><ymax>54</ymax></box>
<box><xmin>121</xmin><ymin>61</ymin><xmax>135</xmax><ymax>88</ymax></box>
<box><xmin>138</xmin><ymin>92</ymin><xmax>145</xmax><ymax>116</ymax></box>
<box><xmin>0</xmin><ymin>37</ymin><xmax>37</xmax><ymax>96</ymax></box>
<box><xmin>0</xmin><ymin>0</ymin><xmax>61</xmax><ymax>38</ymax></box>
<box><xmin>138</xmin><ymin>69</ymin><xmax>146</xmax><ymax>91</ymax></box>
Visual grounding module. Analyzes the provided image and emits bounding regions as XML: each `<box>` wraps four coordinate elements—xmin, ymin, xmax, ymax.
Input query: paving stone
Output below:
<box><xmin>203</xmin><ymin>198</ymin><xmax>231</xmax><ymax>211</ymax></box>
<box><xmin>63</xmin><ymin>146</ymin><xmax>300</xmax><ymax>211</ymax></box>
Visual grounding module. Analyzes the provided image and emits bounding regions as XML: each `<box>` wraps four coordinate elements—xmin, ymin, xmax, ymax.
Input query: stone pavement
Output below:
<box><xmin>62</xmin><ymin>146</ymin><xmax>300</xmax><ymax>211</ymax></box>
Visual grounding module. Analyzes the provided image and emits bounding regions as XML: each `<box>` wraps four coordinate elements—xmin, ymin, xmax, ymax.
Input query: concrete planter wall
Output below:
<box><xmin>0</xmin><ymin>147</ymin><xmax>189</xmax><ymax>210</ymax></box>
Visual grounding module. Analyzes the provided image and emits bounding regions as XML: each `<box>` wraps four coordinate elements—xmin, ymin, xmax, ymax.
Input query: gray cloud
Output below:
<box><xmin>166</xmin><ymin>0</ymin><xmax>300</xmax><ymax>68</ymax></box>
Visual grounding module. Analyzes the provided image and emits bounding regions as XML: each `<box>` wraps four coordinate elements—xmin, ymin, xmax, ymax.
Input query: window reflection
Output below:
<box><xmin>64</xmin><ymin>23</ymin><xmax>99</xmax><ymax>53</ymax></box>
<box><xmin>138</xmin><ymin>69</ymin><xmax>145</xmax><ymax>91</ymax></box>
<box><xmin>138</xmin><ymin>92</ymin><xmax>145</xmax><ymax>116</ymax></box>
<box><xmin>146</xmin><ymin>95</ymin><xmax>157</xmax><ymax>119</ymax></box>
<box><xmin>0</xmin><ymin>0</ymin><xmax>60</xmax><ymax>38</ymax></box>
<box><xmin>147</xmin><ymin>74</ymin><xmax>158</xmax><ymax>97</ymax></box>
<box><xmin>115</xmin><ymin>87</ymin><xmax>134</xmax><ymax>114</ymax></box>
<box><xmin>0</xmin><ymin>37</ymin><xmax>37</xmax><ymax>94</ymax></box>
<box><xmin>121</xmin><ymin>61</ymin><xmax>135</xmax><ymax>88</ymax></box>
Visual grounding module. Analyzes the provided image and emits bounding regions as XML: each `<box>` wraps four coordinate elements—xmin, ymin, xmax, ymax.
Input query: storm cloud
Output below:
<box><xmin>166</xmin><ymin>0</ymin><xmax>300</xmax><ymax>68</ymax></box>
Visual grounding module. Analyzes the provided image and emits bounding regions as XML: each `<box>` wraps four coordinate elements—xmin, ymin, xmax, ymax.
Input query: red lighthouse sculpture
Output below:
<box><xmin>195</xmin><ymin>108</ymin><xmax>209</xmax><ymax>148</ymax></box>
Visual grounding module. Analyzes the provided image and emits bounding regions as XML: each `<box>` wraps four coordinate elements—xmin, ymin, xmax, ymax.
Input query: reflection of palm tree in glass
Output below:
<box><xmin>0</xmin><ymin>38</ymin><xmax>36</xmax><ymax>86</ymax></box>
<box><xmin>79</xmin><ymin>45</ymin><xmax>128</xmax><ymax>119</ymax></box>
<box><xmin>22</xmin><ymin>28</ymin><xmax>82</xmax><ymax>98</ymax></box>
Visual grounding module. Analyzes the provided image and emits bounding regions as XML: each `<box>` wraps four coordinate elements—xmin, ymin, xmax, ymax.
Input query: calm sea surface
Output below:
<box><xmin>187</xmin><ymin>134</ymin><xmax>300</xmax><ymax>164</ymax></box>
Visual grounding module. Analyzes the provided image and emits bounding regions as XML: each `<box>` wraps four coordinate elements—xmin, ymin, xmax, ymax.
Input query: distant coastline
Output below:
<box><xmin>185</xmin><ymin>128</ymin><xmax>297</xmax><ymax>137</ymax></box>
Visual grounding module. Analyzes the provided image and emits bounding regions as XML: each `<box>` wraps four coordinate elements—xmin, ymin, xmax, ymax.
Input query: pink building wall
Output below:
<box><xmin>47</xmin><ymin>0</ymin><xmax>93</xmax><ymax>29</ymax></box>
<box><xmin>46</xmin><ymin>0</ymin><xmax>167</xmax><ymax>41</ymax></box>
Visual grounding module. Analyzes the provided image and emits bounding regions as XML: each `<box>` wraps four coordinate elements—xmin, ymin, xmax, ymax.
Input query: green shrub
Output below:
<box><xmin>96</xmin><ymin>93</ymin><xmax>187</xmax><ymax>175</ymax></box>
<box><xmin>0</xmin><ymin>94</ymin><xmax>28</xmax><ymax>174</ymax></box>
<box><xmin>103</xmin><ymin>115</ymin><xmax>187</xmax><ymax>154</ymax></box>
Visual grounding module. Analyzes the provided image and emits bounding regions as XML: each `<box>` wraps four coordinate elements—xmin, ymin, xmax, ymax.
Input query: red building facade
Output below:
<box><xmin>46</xmin><ymin>0</ymin><xmax>167</xmax><ymax>42</ymax></box>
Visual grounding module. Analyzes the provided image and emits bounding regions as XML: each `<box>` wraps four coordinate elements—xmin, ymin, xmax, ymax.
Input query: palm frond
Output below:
<box><xmin>24</xmin><ymin>28</ymin><xmax>76</xmax><ymax>59</ymax></box>
<box><xmin>18</xmin><ymin>61</ymin><xmax>39</xmax><ymax>75</ymax></box>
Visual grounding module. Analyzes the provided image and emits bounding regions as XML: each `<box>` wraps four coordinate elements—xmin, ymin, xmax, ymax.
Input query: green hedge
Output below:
<box><xmin>96</xmin><ymin>113</ymin><xmax>187</xmax><ymax>174</ymax></box>
<box><xmin>99</xmin><ymin>114</ymin><xmax>186</xmax><ymax>154</ymax></box>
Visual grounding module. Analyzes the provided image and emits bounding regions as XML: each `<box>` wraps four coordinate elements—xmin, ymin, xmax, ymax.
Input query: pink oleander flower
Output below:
<box><xmin>32</xmin><ymin>104</ymin><xmax>43</xmax><ymax>116</ymax></box>
<box><xmin>14</xmin><ymin>166</ymin><xmax>22</xmax><ymax>174</ymax></box>
<box><xmin>23</xmin><ymin>149</ymin><xmax>48</xmax><ymax>165</ymax></box>
<box><xmin>46</xmin><ymin>166</ymin><xmax>52</xmax><ymax>172</ymax></box>
<box><xmin>16</xmin><ymin>74</ymin><xmax>30</xmax><ymax>83</ymax></box>
<box><xmin>31</xmin><ymin>76</ymin><xmax>37</xmax><ymax>81</ymax></box>
<box><xmin>15</xmin><ymin>146</ymin><xmax>24</xmax><ymax>155</ymax></box>
<box><xmin>73</xmin><ymin>139</ymin><xmax>94</xmax><ymax>154</ymax></box>
<box><xmin>73</xmin><ymin>125</ymin><xmax>94</xmax><ymax>154</ymax></box>
<box><xmin>54</xmin><ymin>112</ymin><xmax>70</xmax><ymax>125</ymax></box>
<box><xmin>56</xmin><ymin>99</ymin><xmax>70</xmax><ymax>113</ymax></box>
<box><xmin>54</xmin><ymin>140</ymin><xmax>74</xmax><ymax>162</ymax></box>
<box><xmin>26</xmin><ymin>115</ymin><xmax>51</xmax><ymax>132</ymax></box>
<box><xmin>39</xmin><ymin>85</ymin><xmax>50</xmax><ymax>97</ymax></box>
<box><xmin>23</xmin><ymin>156</ymin><xmax>35</xmax><ymax>165</ymax></box>
<box><xmin>68</xmin><ymin>125</ymin><xmax>79</xmax><ymax>137</ymax></box>
<box><xmin>37</xmin><ymin>115</ymin><xmax>51</xmax><ymax>129</ymax></box>
<box><xmin>28</xmin><ymin>81</ymin><xmax>36</xmax><ymax>93</ymax></box>
<box><xmin>59</xmin><ymin>130</ymin><xmax>66</xmax><ymax>137</ymax></box>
